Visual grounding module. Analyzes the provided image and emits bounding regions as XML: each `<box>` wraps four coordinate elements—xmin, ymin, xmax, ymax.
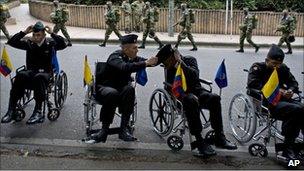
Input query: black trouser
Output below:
<box><xmin>8</xmin><ymin>70</ymin><xmax>50</xmax><ymax>110</ymax></box>
<box><xmin>183</xmin><ymin>90</ymin><xmax>223</xmax><ymax>136</ymax></box>
<box><xmin>95</xmin><ymin>85</ymin><xmax>135</xmax><ymax>127</ymax></box>
<box><xmin>270</xmin><ymin>100</ymin><xmax>304</xmax><ymax>145</ymax></box>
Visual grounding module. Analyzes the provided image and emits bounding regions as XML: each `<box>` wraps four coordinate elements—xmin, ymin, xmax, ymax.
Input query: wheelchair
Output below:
<box><xmin>149</xmin><ymin>67</ymin><xmax>213</xmax><ymax>151</ymax></box>
<box><xmin>83</xmin><ymin>62</ymin><xmax>137</xmax><ymax>140</ymax></box>
<box><xmin>228</xmin><ymin>69</ymin><xmax>303</xmax><ymax>163</ymax></box>
<box><xmin>11</xmin><ymin>65</ymin><xmax>68</xmax><ymax>122</ymax></box>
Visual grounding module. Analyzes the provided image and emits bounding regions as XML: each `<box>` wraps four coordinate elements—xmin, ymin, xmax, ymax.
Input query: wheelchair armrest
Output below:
<box><xmin>246</xmin><ymin>88</ymin><xmax>263</xmax><ymax>100</ymax></box>
<box><xmin>199</xmin><ymin>78</ymin><xmax>212</xmax><ymax>85</ymax></box>
<box><xmin>16</xmin><ymin>65</ymin><xmax>26</xmax><ymax>73</ymax></box>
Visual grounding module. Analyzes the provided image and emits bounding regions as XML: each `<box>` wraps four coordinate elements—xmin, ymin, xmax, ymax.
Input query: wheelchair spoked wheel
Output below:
<box><xmin>54</xmin><ymin>71</ymin><xmax>68</xmax><ymax>109</ymax></box>
<box><xmin>47</xmin><ymin>108</ymin><xmax>60</xmax><ymax>121</ymax></box>
<box><xmin>14</xmin><ymin>108</ymin><xmax>26</xmax><ymax>122</ymax></box>
<box><xmin>228</xmin><ymin>93</ymin><xmax>257</xmax><ymax>143</ymax></box>
<box><xmin>167</xmin><ymin>135</ymin><xmax>184</xmax><ymax>151</ymax></box>
<box><xmin>248</xmin><ymin>143</ymin><xmax>268</xmax><ymax>157</ymax></box>
<box><xmin>200</xmin><ymin>109</ymin><xmax>211</xmax><ymax>129</ymax></box>
<box><xmin>149</xmin><ymin>88</ymin><xmax>175</xmax><ymax>137</ymax></box>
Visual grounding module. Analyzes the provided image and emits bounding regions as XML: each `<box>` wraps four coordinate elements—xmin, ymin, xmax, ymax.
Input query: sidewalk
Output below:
<box><xmin>2</xmin><ymin>4</ymin><xmax>304</xmax><ymax>48</ymax></box>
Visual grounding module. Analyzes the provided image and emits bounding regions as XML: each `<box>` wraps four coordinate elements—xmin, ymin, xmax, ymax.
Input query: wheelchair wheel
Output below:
<box><xmin>229</xmin><ymin>93</ymin><xmax>257</xmax><ymax>143</ymax></box>
<box><xmin>14</xmin><ymin>109</ymin><xmax>26</xmax><ymax>122</ymax></box>
<box><xmin>248</xmin><ymin>143</ymin><xmax>268</xmax><ymax>157</ymax></box>
<box><xmin>149</xmin><ymin>88</ymin><xmax>175</xmax><ymax>137</ymax></box>
<box><xmin>54</xmin><ymin>71</ymin><xmax>68</xmax><ymax>109</ymax></box>
<box><xmin>19</xmin><ymin>90</ymin><xmax>32</xmax><ymax>107</ymax></box>
<box><xmin>167</xmin><ymin>135</ymin><xmax>184</xmax><ymax>151</ymax></box>
<box><xmin>47</xmin><ymin>108</ymin><xmax>60</xmax><ymax>121</ymax></box>
<box><xmin>200</xmin><ymin>109</ymin><xmax>211</xmax><ymax>129</ymax></box>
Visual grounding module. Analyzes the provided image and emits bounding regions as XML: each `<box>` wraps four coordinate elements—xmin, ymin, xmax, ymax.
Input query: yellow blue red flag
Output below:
<box><xmin>83</xmin><ymin>55</ymin><xmax>93</xmax><ymax>86</ymax></box>
<box><xmin>0</xmin><ymin>47</ymin><xmax>14</xmax><ymax>77</ymax></box>
<box><xmin>261</xmin><ymin>68</ymin><xmax>281</xmax><ymax>106</ymax></box>
<box><xmin>172</xmin><ymin>63</ymin><xmax>187</xmax><ymax>98</ymax></box>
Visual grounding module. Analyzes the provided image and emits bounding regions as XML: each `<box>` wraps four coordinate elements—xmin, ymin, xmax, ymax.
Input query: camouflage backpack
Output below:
<box><xmin>252</xmin><ymin>14</ymin><xmax>258</xmax><ymax>29</ymax></box>
<box><xmin>153</xmin><ymin>7</ymin><xmax>159</xmax><ymax>22</ymax></box>
<box><xmin>114</xmin><ymin>8</ymin><xmax>121</xmax><ymax>23</ymax></box>
<box><xmin>189</xmin><ymin>9</ymin><xmax>195</xmax><ymax>23</ymax></box>
<box><xmin>61</xmin><ymin>7</ymin><xmax>69</xmax><ymax>22</ymax></box>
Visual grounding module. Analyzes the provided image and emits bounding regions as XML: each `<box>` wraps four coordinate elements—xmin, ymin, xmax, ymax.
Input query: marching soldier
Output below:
<box><xmin>121</xmin><ymin>0</ymin><xmax>132</xmax><ymax>33</ymax></box>
<box><xmin>276</xmin><ymin>9</ymin><xmax>297</xmax><ymax>54</ymax></box>
<box><xmin>236</xmin><ymin>8</ymin><xmax>259</xmax><ymax>53</ymax></box>
<box><xmin>99</xmin><ymin>1</ymin><xmax>122</xmax><ymax>47</ymax></box>
<box><xmin>131</xmin><ymin>0</ymin><xmax>145</xmax><ymax>32</ymax></box>
<box><xmin>138</xmin><ymin>2</ymin><xmax>163</xmax><ymax>49</ymax></box>
<box><xmin>0</xmin><ymin>2</ymin><xmax>11</xmax><ymax>39</ymax></box>
<box><xmin>173</xmin><ymin>3</ymin><xmax>197</xmax><ymax>51</ymax></box>
<box><xmin>50</xmin><ymin>0</ymin><xmax>72</xmax><ymax>46</ymax></box>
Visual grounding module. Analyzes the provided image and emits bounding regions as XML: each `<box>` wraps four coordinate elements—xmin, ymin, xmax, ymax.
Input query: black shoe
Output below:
<box><xmin>285</xmin><ymin>51</ymin><xmax>292</xmax><ymax>54</ymax></box>
<box><xmin>282</xmin><ymin>146</ymin><xmax>298</xmax><ymax>160</ymax></box>
<box><xmin>236</xmin><ymin>49</ymin><xmax>244</xmax><ymax>53</ymax></box>
<box><xmin>191</xmin><ymin>140</ymin><xmax>216</xmax><ymax>157</ymax></box>
<box><xmin>26</xmin><ymin>110</ymin><xmax>44</xmax><ymax>124</ymax></box>
<box><xmin>67</xmin><ymin>42</ymin><xmax>72</xmax><ymax>46</ymax></box>
<box><xmin>138</xmin><ymin>45</ymin><xmax>145</xmax><ymax>49</ymax></box>
<box><xmin>118</xmin><ymin>128</ymin><xmax>137</xmax><ymax>141</ymax></box>
<box><xmin>99</xmin><ymin>43</ymin><xmax>106</xmax><ymax>47</ymax></box>
<box><xmin>255</xmin><ymin>46</ymin><xmax>260</xmax><ymax>53</ymax></box>
<box><xmin>90</xmin><ymin>128</ymin><xmax>108</xmax><ymax>143</ymax></box>
<box><xmin>1</xmin><ymin>110</ymin><xmax>16</xmax><ymax>123</ymax></box>
<box><xmin>190</xmin><ymin>47</ymin><xmax>197</xmax><ymax>51</ymax></box>
<box><xmin>214</xmin><ymin>135</ymin><xmax>238</xmax><ymax>150</ymax></box>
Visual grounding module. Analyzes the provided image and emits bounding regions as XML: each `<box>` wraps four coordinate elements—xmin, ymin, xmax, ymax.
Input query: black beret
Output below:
<box><xmin>156</xmin><ymin>44</ymin><xmax>174</xmax><ymax>65</ymax></box>
<box><xmin>33</xmin><ymin>21</ymin><xmax>45</xmax><ymax>32</ymax></box>
<box><xmin>267</xmin><ymin>44</ymin><xmax>285</xmax><ymax>62</ymax></box>
<box><xmin>120</xmin><ymin>34</ymin><xmax>138</xmax><ymax>45</ymax></box>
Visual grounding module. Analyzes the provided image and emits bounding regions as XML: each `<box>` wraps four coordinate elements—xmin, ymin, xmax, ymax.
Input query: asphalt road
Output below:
<box><xmin>0</xmin><ymin>44</ymin><xmax>303</xmax><ymax>147</ymax></box>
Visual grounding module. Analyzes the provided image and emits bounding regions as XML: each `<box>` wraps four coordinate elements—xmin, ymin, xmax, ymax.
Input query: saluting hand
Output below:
<box><xmin>24</xmin><ymin>25</ymin><xmax>33</xmax><ymax>34</ymax></box>
<box><xmin>44</xmin><ymin>26</ymin><xmax>53</xmax><ymax>34</ymax></box>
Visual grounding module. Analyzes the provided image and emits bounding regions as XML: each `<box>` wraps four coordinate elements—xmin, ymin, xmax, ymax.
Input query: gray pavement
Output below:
<box><xmin>2</xmin><ymin>4</ymin><xmax>304</xmax><ymax>48</ymax></box>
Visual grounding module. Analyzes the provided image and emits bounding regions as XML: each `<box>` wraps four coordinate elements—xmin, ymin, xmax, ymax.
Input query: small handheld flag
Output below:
<box><xmin>261</xmin><ymin>68</ymin><xmax>281</xmax><ymax>106</ymax></box>
<box><xmin>214</xmin><ymin>59</ymin><xmax>228</xmax><ymax>89</ymax></box>
<box><xmin>172</xmin><ymin>63</ymin><xmax>187</xmax><ymax>98</ymax></box>
<box><xmin>51</xmin><ymin>48</ymin><xmax>60</xmax><ymax>74</ymax></box>
<box><xmin>83</xmin><ymin>55</ymin><xmax>93</xmax><ymax>86</ymax></box>
<box><xmin>0</xmin><ymin>46</ymin><xmax>14</xmax><ymax>77</ymax></box>
<box><xmin>136</xmin><ymin>68</ymin><xmax>148</xmax><ymax>86</ymax></box>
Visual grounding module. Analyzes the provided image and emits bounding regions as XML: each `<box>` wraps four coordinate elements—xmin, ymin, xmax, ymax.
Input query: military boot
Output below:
<box><xmin>255</xmin><ymin>46</ymin><xmax>260</xmax><ymax>53</ymax></box>
<box><xmin>236</xmin><ymin>49</ymin><xmax>244</xmax><ymax>53</ymax></box>
<box><xmin>1</xmin><ymin>98</ymin><xmax>17</xmax><ymax>123</ymax></box>
<box><xmin>26</xmin><ymin>102</ymin><xmax>44</xmax><ymax>124</ymax></box>
<box><xmin>99</xmin><ymin>42</ymin><xmax>106</xmax><ymax>47</ymax></box>
<box><xmin>118</xmin><ymin>115</ymin><xmax>137</xmax><ymax>141</ymax></box>
<box><xmin>67</xmin><ymin>41</ymin><xmax>72</xmax><ymax>47</ymax></box>
<box><xmin>90</xmin><ymin>128</ymin><xmax>109</xmax><ymax>143</ymax></box>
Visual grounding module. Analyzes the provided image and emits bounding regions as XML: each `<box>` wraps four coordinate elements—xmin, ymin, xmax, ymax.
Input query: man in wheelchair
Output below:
<box><xmin>156</xmin><ymin>44</ymin><xmax>237</xmax><ymax>157</ymax></box>
<box><xmin>89</xmin><ymin>34</ymin><xmax>158</xmax><ymax>143</ymax></box>
<box><xmin>1</xmin><ymin>21</ymin><xmax>67</xmax><ymax>124</ymax></box>
<box><xmin>247</xmin><ymin>44</ymin><xmax>304</xmax><ymax>160</ymax></box>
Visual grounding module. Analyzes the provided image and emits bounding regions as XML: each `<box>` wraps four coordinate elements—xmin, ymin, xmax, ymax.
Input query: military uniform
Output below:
<box><xmin>1</xmin><ymin>22</ymin><xmax>67</xmax><ymax>124</ymax></box>
<box><xmin>50</xmin><ymin>1</ymin><xmax>72</xmax><ymax>46</ymax></box>
<box><xmin>99</xmin><ymin>2</ymin><xmax>122</xmax><ymax>47</ymax></box>
<box><xmin>236</xmin><ymin>9</ymin><xmax>259</xmax><ymax>53</ymax></box>
<box><xmin>276</xmin><ymin>12</ymin><xmax>296</xmax><ymax>54</ymax></box>
<box><xmin>247</xmin><ymin>45</ymin><xmax>304</xmax><ymax>159</ymax></box>
<box><xmin>131</xmin><ymin>0</ymin><xmax>145</xmax><ymax>32</ymax></box>
<box><xmin>0</xmin><ymin>3</ymin><xmax>10</xmax><ymax>39</ymax></box>
<box><xmin>121</xmin><ymin>0</ymin><xmax>132</xmax><ymax>33</ymax></box>
<box><xmin>138</xmin><ymin>2</ymin><xmax>163</xmax><ymax>49</ymax></box>
<box><xmin>174</xmin><ymin>4</ymin><xmax>197</xmax><ymax>51</ymax></box>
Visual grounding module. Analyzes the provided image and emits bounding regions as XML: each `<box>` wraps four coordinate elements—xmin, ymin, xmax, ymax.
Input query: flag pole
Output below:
<box><xmin>219</xmin><ymin>88</ymin><xmax>222</xmax><ymax>97</ymax></box>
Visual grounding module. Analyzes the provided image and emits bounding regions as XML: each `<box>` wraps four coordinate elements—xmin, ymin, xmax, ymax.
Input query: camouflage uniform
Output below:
<box><xmin>276</xmin><ymin>10</ymin><xmax>296</xmax><ymax>54</ymax></box>
<box><xmin>99</xmin><ymin>1</ymin><xmax>122</xmax><ymax>47</ymax></box>
<box><xmin>174</xmin><ymin>3</ymin><xmax>197</xmax><ymax>51</ymax></box>
<box><xmin>138</xmin><ymin>2</ymin><xmax>163</xmax><ymax>49</ymax></box>
<box><xmin>50</xmin><ymin>0</ymin><xmax>72</xmax><ymax>46</ymax></box>
<box><xmin>236</xmin><ymin>8</ymin><xmax>259</xmax><ymax>53</ymax></box>
<box><xmin>0</xmin><ymin>3</ymin><xmax>10</xmax><ymax>39</ymax></box>
<box><xmin>131</xmin><ymin>0</ymin><xmax>145</xmax><ymax>32</ymax></box>
<box><xmin>121</xmin><ymin>0</ymin><xmax>132</xmax><ymax>33</ymax></box>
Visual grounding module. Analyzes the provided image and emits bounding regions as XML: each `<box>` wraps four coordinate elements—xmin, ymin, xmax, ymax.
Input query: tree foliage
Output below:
<box><xmin>41</xmin><ymin>0</ymin><xmax>304</xmax><ymax>12</ymax></box>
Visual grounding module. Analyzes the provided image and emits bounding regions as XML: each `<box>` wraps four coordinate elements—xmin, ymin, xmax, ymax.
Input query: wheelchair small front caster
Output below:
<box><xmin>14</xmin><ymin>109</ymin><xmax>26</xmax><ymax>122</ymax></box>
<box><xmin>47</xmin><ymin>108</ymin><xmax>60</xmax><ymax>121</ymax></box>
<box><xmin>167</xmin><ymin>135</ymin><xmax>184</xmax><ymax>152</ymax></box>
<box><xmin>248</xmin><ymin>143</ymin><xmax>268</xmax><ymax>157</ymax></box>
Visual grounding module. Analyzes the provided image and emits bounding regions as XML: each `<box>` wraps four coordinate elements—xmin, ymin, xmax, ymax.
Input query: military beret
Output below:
<box><xmin>33</xmin><ymin>21</ymin><xmax>45</xmax><ymax>32</ymax></box>
<box><xmin>120</xmin><ymin>34</ymin><xmax>138</xmax><ymax>45</ymax></box>
<box><xmin>267</xmin><ymin>44</ymin><xmax>284</xmax><ymax>62</ymax></box>
<box><xmin>156</xmin><ymin>44</ymin><xmax>174</xmax><ymax>65</ymax></box>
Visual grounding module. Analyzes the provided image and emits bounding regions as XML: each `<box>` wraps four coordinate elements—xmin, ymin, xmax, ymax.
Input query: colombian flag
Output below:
<box><xmin>172</xmin><ymin>63</ymin><xmax>187</xmax><ymax>98</ymax></box>
<box><xmin>261</xmin><ymin>68</ymin><xmax>281</xmax><ymax>106</ymax></box>
<box><xmin>0</xmin><ymin>47</ymin><xmax>14</xmax><ymax>77</ymax></box>
<box><xmin>83</xmin><ymin>55</ymin><xmax>93</xmax><ymax>86</ymax></box>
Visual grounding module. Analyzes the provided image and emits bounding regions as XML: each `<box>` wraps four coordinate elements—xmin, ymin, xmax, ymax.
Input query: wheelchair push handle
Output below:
<box><xmin>16</xmin><ymin>65</ymin><xmax>26</xmax><ymax>73</ymax></box>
